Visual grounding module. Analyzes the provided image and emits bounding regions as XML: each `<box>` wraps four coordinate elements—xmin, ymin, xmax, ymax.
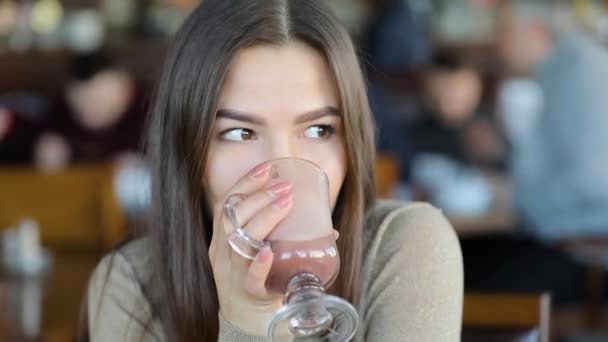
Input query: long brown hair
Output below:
<box><xmin>144</xmin><ymin>0</ymin><xmax>375</xmax><ymax>340</ymax></box>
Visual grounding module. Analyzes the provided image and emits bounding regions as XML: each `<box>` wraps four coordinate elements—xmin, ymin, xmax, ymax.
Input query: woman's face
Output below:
<box><xmin>205</xmin><ymin>42</ymin><xmax>347</xmax><ymax>213</ymax></box>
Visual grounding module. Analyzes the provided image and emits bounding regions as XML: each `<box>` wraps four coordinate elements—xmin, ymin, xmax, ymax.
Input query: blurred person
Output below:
<box><xmin>364</xmin><ymin>0</ymin><xmax>429</xmax><ymax>72</ymax></box>
<box><xmin>496</xmin><ymin>77</ymin><xmax>544</xmax><ymax>151</ymax></box>
<box><xmin>34</xmin><ymin>52</ymin><xmax>147</xmax><ymax>171</ymax></box>
<box><xmin>408</xmin><ymin>52</ymin><xmax>504</xmax><ymax>216</ymax></box>
<box><xmin>410</xmin><ymin>51</ymin><xmax>504</xmax><ymax>169</ymax></box>
<box><xmin>464</xmin><ymin>0</ymin><xmax>608</xmax><ymax>306</ymax></box>
<box><xmin>81</xmin><ymin>1</ymin><xmax>463</xmax><ymax>341</ymax></box>
<box><xmin>364</xmin><ymin>0</ymin><xmax>431</xmax><ymax>184</ymax></box>
<box><xmin>499</xmin><ymin>0</ymin><xmax>608</xmax><ymax>242</ymax></box>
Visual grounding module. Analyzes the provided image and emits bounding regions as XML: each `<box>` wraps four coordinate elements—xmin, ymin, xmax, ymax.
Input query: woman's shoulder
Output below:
<box><xmin>116</xmin><ymin>238</ymin><xmax>154</xmax><ymax>279</ymax></box>
<box><xmin>362</xmin><ymin>199</ymin><xmax>460</xmax><ymax>265</ymax></box>
<box><xmin>86</xmin><ymin>237</ymin><xmax>165</xmax><ymax>339</ymax></box>
<box><xmin>88</xmin><ymin>238</ymin><xmax>154</xmax><ymax>303</ymax></box>
<box><xmin>357</xmin><ymin>202</ymin><xmax>463</xmax><ymax>340</ymax></box>
<box><xmin>364</xmin><ymin>199</ymin><xmax>453</xmax><ymax>237</ymax></box>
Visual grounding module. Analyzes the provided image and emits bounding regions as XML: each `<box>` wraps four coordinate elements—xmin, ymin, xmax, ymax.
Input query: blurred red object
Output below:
<box><xmin>0</xmin><ymin>107</ymin><xmax>14</xmax><ymax>141</ymax></box>
<box><xmin>470</xmin><ymin>0</ymin><xmax>496</xmax><ymax>8</ymax></box>
<box><xmin>0</xmin><ymin>106</ymin><xmax>42</xmax><ymax>164</ymax></box>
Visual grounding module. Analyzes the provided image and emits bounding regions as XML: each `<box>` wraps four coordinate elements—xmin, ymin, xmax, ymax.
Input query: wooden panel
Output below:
<box><xmin>375</xmin><ymin>154</ymin><xmax>399</xmax><ymax>198</ymax></box>
<box><xmin>463</xmin><ymin>293</ymin><xmax>551</xmax><ymax>342</ymax></box>
<box><xmin>0</xmin><ymin>51</ymin><xmax>69</xmax><ymax>95</ymax></box>
<box><xmin>0</xmin><ymin>41</ymin><xmax>166</xmax><ymax>94</ymax></box>
<box><xmin>464</xmin><ymin>293</ymin><xmax>550</xmax><ymax>327</ymax></box>
<box><xmin>41</xmin><ymin>252</ymin><xmax>102</xmax><ymax>342</ymax></box>
<box><xmin>0</xmin><ymin>164</ymin><xmax>126</xmax><ymax>250</ymax></box>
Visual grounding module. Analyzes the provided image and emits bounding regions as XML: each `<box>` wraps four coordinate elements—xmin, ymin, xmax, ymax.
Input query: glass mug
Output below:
<box><xmin>224</xmin><ymin>158</ymin><xmax>358</xmax><ymax>341</ymax></box>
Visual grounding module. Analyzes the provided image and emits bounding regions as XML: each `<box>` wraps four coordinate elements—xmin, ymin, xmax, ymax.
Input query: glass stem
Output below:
<box><xmin>284</xmin><ymin>273</ymin><xmax>334</xmax><ymax>338</ymax></box>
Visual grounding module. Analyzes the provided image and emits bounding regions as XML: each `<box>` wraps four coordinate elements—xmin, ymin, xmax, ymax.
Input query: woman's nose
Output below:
<box><xmin>264</xmin><ymin>136</ymin><xmax>297</xmax><ymax>160</ymax></box>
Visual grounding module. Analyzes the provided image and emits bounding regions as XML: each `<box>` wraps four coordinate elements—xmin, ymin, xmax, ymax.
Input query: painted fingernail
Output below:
<box><xmin>267</xmin><ymin>182</ymin><xmax>292</xmax><ymax>198</ymax></box>
<box><xmin>273</xmin><ymin>194</ymin><xmax>292</xmax><ymax>209</ymax></box>
<box><xmin>256</xmin><ymin>247</ymin><xmax>272</xmax><ymax>264</ymax></box>
<box><xmin>249</xmin><ymin>162</ymin><xmax>271</xmax><ymax>178</ymax></box>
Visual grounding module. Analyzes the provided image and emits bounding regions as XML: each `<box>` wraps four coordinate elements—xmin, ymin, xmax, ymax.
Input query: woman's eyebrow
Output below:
<box><xmin>216</xmin><ymin>109</ymin><xmax>266</xmax><ymax>125</ymax></box>
<box><xmin>216</xmin><ymin>106</ymin><xmax>339</xmax><ymax>125</ymax></box>
<box><xmin>294</xmin><ymin>106</ymin><xmax>339</xmax><ymax>124</ymax></box>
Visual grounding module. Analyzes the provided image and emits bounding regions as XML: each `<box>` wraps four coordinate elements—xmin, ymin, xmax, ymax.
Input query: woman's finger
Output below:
<box><xmin>227</xmin><ymin>181</ymin><xmax>292</xmax><ymax>232</ymax></box>
<box><xmin>223</xmin><ymin>161</ymin><xmax>272</xmax><ymax>201</ymax></box>
<box><xmin>245</xmin><ymin>247</ymin><xmax>274</xmax><ymax>298</ymax></box>
<box><xmin>230</xmin><ymin>193</ymin><xmax>292</xmax><ymax>268</ymax></box>
<box><xmin>211</xmin><ymin>161</ymin><xmax>272</xmax><ymax>263</ymax></box>
<box><xmin>241</xmin><ymin>194</ymin><xmax>293</xmax><ymax>240</ymax></box>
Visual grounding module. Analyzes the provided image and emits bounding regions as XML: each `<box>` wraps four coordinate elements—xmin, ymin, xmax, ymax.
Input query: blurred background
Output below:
<box><xmin>1</xmin><ymin>0</ymin><xmax>608</xmax><ymax>341</ymax></box>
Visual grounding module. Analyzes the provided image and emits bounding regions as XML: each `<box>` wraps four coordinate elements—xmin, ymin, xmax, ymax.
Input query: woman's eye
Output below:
<box><xmin>220</xmin><ymin>128</ymin><xmax>256</xmax><ymax>141</ymax></box>
<box><xmin>303</xmin><ymin>125</ymin><xmax>335</xmax><ymax>139</ymax></box>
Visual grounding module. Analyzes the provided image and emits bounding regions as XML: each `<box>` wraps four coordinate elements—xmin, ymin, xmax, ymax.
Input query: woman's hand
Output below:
<box><xmin>208</xmin><ymin>161</ymin><xmax>293</xmax><ymax>336</ymax></box>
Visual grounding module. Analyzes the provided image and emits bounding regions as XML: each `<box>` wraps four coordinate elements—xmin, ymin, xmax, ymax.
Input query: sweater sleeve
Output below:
<box><xmin>218</xmin><ymin>314</ymin><xmax>268</xmax><ymax>342</ymax></box>
<box><xmin>358</xmin><ymin>202</ymin><xmax>463</xmax><ymax>341</ymax></box>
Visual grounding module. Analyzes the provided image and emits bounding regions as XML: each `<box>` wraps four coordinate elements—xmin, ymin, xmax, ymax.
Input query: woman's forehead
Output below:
<box><xmin>217</xmin><ymin>42</ymin><xmax>339</xmax><ymax>121</ymax></box>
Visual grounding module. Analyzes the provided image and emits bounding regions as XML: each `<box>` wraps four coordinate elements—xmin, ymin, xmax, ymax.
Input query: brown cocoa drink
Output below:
<box><xmin>266</xmin><ymin>234</ymin><xmax>339</xmax><ymax>294</ymax></box>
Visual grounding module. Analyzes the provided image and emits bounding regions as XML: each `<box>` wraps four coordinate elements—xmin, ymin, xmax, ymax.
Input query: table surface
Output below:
<box><xmin>447</xmin><ymin>172</ymin><xmax>515</xmax><ymax>236</ymax></box>
<box><xmin>1</xmin><ymin>251</ymin><xmax>102</xmax><ymax>342</ymax></box>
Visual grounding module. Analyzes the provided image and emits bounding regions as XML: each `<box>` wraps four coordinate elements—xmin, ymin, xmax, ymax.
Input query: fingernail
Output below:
<box><xmin>333</xmin><ymin>230</ymin><xmax>340</xmax><ymax>240</ymax></box>
<box><xmin>256</xmin><ymin>247</ymin><xmax>272</xmax><ymax>264</ymax></box>
<box><xmin>267</xmin><ymin>182</ymin><xmax>292</xmax><ymax>198</ymax></box>
<box><xmin>249</xmin><ymin>162</ymin><xmax>271</xmax><ymax>178</ymax></box>
<box><xmin>273</xmin><ymin>194</ymin><xmax>292</xmax><ymax>209</ymax></box>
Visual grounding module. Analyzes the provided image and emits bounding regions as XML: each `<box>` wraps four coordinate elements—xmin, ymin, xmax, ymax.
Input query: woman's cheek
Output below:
<box><xmin>306</xmin><ymin>141</ymin><xmax>346</xmax><ymax>209</ymax></box>
<box><xmin>205</xmin><ymin>144</ymin><xmax>265</xmax><ymax>206</ymax></box>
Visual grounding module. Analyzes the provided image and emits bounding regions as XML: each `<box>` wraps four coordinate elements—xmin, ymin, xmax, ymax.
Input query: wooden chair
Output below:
<box><xmin>559</xmin><ymin>236</ymin><xmax>608</xmax><ymax>330</ymax></box>
<box><xmin>463</xmin><ymin>292</ymin><xmax>551</xmax><ymax>342</ymax></box>
<box><xmin>0</xmin><ymin>163</ymin><xmax>127</xmax><ymax>251</ymax></box>
<box><xmin>375</xmin><ymin>154</ymin><xmax>399</xmax><ymax>198</ymax></box>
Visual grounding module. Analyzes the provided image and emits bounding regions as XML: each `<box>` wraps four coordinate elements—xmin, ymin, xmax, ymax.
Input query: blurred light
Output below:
<box><xmin>63</xmin><ymin>9</ymin><xmax>105</xmax><ymax>52</ymax></box>
<box><xmin>8</xmin><ymin>1</ymin><xmax>34</xmax><ymax>52</ymax></box>
<box><xmin>113</xmin><ymin>158</ymin><xmax>151</xmax><ymax>217</ymax></box>
<box><xmin>147</xmin><ymin>5</ymin><xmax>188</xmax><ymax>36</ymax></box>
<box><xmin>31</xmin><ymin>0</ymin><xmax>63</xmax><ymax>35</ymax></box>
<box><xmin>101</xmin><ymin>0</ymin><xmax>136</xmax><ymax>29</ymax></box>
<box><xmin>167</xmin><ymin>0</ymin><xmax>199</xmax><ymax>11</ymax></box>
<box><xmin>470</xmin><ymin>0</ymin><xmax>495</xmax><ymax>8</ymax></box>
<box><xmin>0</xmin><ymin>0</ymin><xmax>18</xmax><ymax>35</ymax></box>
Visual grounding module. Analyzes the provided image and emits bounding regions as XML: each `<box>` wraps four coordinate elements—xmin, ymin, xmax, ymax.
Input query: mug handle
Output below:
<box><xmin>224</xmin><ymin>193</ymin><xmax>270</xmax><ymax>260</ymax></box>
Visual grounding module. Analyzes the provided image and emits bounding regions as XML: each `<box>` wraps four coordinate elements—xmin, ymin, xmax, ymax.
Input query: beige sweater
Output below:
<box><xmin>86</xmin><ymin>201</ymin><xmax>463</xmax><ymax>341</ymax></box>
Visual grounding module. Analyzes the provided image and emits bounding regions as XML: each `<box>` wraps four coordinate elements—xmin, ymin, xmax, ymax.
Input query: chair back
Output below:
<box><xmin>462</xmin><ymin>292</ymin><xmax>551</xmax><ymax>342</ymax></box>
<box><xmin>375</xmin><ymin>154</ymin><xmax>399</xmax><ymax>198</ymax></box>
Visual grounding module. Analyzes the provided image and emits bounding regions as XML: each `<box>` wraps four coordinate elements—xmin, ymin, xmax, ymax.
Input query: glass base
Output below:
<box><xmin>267</xmin><ymin>274</ymin><xmax>359</xmax><ymax>342</ymax></box>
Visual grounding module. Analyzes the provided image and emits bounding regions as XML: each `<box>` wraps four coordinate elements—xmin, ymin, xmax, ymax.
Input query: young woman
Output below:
<box><xmin>84</xmin><ymin>1</ymin><xmax>463</xmax><ymax>341</ymax></box>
